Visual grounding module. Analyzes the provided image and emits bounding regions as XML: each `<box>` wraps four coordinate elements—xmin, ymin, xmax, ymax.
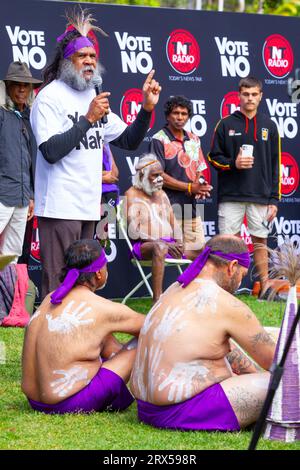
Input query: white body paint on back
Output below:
<box><xmin>153</xmin><ymin>306</ymin><xmax>185</xmax><ymax>342</ymax></box>
<box><xmin>140</xmin><ymin>301</ymin><xmax>161</xmax><ymax>335</ymax></box>
<box><xmin>158</xmin><ymin>361</ymin><xmax>209</xmax><ymax>403</ymax></box>
<box><xmin>28</xmin><ymin>310</ymin><xmax>41</xmax><ymax>325</ymax></box>
<box><xmin>131</xmin><ymin>343</ymin><xmax>148</xmax><ymax>401</ymax></box>
<box><xmin>148</xmin><ymin>344</ymin><xmax>164</xmax><ymax>400</ymax></box>
<box><xmin>50</xmin><ymin>366</ymin><xmax>90</xmax><ymax>397</ymax></box>
<box><xmin>183</xmin><ymin>279</ymin><xmax>218</xmax><ymax>314</ymax></box>
<box><xmin>46</xmin><ymin>301</ymin><xmax>94</xmax><ymax>333</ymax></box>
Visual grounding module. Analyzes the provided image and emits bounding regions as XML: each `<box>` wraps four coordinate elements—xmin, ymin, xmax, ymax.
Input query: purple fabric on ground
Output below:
<box><xmin>137</xmin><ymin>383</ymin><xmax>240</xmax><ymax>431</ymax></box>
<box><xmin>28</xmin><ymin>367</ymin><xmax>134</xmax><ymax>414</ymax></box>
<box><xmin>130</xmin><ymin>238</ymin><xmax>186</xmax><ymax>261</ymax></box>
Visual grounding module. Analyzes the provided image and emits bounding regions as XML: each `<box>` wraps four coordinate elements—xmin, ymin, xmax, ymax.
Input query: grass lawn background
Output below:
<box><xmin>1</xmin><ymin>295</ymin><xmax>299</xmax><ymax>450</ymax></box>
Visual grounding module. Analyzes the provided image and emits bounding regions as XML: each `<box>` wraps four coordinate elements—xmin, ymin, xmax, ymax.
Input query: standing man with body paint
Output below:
<box><xmin>22</xmin><ymin>239</ymin><xmax>144</xmax><ymax>414</ymax></box>
<box><xmin>125</xmin><ymin>154</ymin><xmax>186</xmax><ymax>304</ymax></box>
<box><xmin>130</xmin><ymin>235</ymin><xmax>276</xmax><ymax>432</ymax></box>
<box><xmin>30</xmin><ymin>8</ymin><xmax>161</xmax><ymax>299</ymax></box>
<box><xmin>208</xmin><ymin>77</ymin><xmax>281</xmax><ymax>299</ymax></box>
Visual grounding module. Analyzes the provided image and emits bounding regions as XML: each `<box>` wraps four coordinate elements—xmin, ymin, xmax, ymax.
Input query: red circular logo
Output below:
<box><xmin>120</xmin><ymin>89</ymin><xmax>155</xmax><ymax>129</ymax></box>
<box><xmin>220</xmin><ymin>91</ymin><xmax>240</xmax><ymax>118</ymax></box>
<box><xmin>262</xmin><ymin>34</ymin><xmax>294</xmax><ymax>78</ymax></box>
<box><xmin>30</xmin><ymin>216</ymin><xmax>41</xmax><ymax>262</ymax></box>
<box><xmin>281</xmin><ymin>152</ymin><xmax>299</xmax><ymax>197</ymax></box>
<box><xmin>166</xmin><ymin>29</ymin><xmax>200</xmax><ymax>75</ymax></box>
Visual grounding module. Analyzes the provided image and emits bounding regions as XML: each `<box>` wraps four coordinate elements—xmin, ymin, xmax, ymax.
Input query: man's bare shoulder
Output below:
<box><xmin>221</xmin><ymin>289</ymin><xmax>255</xmax><ymax>321</ymax></box>
<box><xmin>125</xmin><ymin>187</ymin><xmax>143</xmax><ymax>200</ymax></box>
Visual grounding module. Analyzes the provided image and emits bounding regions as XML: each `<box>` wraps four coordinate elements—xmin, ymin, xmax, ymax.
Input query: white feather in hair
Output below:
<box><xmin>65</xmin><ymin>6</ymin><xmax>108</xmax><ymax>38</ymax></box>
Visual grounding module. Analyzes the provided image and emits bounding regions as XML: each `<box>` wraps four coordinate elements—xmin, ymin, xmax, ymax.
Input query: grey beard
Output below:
<box><xmin>141</xmin><ymin>177</ymin><xmax>162</xmax><ymax>196</ymax></box>
<box><xmin>59</xmin><ymin>59</ymin><xmax>101</xmax><ymax>91</ymax></box>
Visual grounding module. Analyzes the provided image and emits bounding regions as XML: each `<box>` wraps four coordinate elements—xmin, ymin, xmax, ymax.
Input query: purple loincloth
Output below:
<box><xmin>27</xmin><ymin>367</ymin><xmax>134</xmax><ymax>414</ymax></box>
<box><xmin>131</xmin><ymin>238</ymin><xmax>186</xmax><ymax>261</ymax></box>
<box><xmin>137</xmin><ymin>383</ymin><xmax>240</xmax><ymax>432</ymax></box>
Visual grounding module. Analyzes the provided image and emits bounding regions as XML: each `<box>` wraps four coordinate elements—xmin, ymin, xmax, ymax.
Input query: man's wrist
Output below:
<box><xmin>142</xmin><ymin>104</ymin><xmax>154</xmax><ymax>113</ymax></box>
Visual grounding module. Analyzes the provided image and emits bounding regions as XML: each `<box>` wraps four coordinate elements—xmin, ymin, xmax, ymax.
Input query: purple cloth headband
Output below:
<box><xmin>62</xmin><ymin>37</ymin><xmax>94</xmax><ymax>59</ymax></box>
<box><xmin>177</xmin><ymin>246</ymin><xmax>251</xmax><ymax>287</ymax></box>
<box><xmin>50</xmin><ymin>251</ymin><xmax>107</xmax><ymax>305</ymax></box>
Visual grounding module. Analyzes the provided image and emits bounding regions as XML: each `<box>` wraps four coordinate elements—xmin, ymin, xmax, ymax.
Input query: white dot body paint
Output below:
<box><xmin>158</xmin><ymin>361</ymin><xmax>209</xmax><ymax>403</ymax></box>
<box><xmin>28</xmin><ymin>310</ymin><xmax>41</xmax><ymax>325</ymax></box>
<box><xmin>183</xmin><ymin>279</ymin><xmax>218</xmax><ymax>315</ymax></box>
<box><xmin>50</xmin><ymin>366</ymin><xmax>90</xmax><ymax>397</ymax></box>
<box><xmin>46</xmin><ymin>301</ymin><xmax>94</xmax><ymax>334</ymax></box>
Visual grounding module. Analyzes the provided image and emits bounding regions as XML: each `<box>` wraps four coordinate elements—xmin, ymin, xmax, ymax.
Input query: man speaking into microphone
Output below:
<box><xmin>31</xmin><ymin>8</ymin><xmax>161</xmax><ymax>298</ymax></box>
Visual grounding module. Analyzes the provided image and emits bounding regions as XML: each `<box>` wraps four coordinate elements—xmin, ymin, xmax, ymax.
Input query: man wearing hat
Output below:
<box><xmin>30</xmin><ymin>8</ymin><xmax>161</xmax><ymax>299</ymax></box>
<box><xmin>0</xmin><ymin>60</ymin><xmax>41</xmax><ymax>261</ymax></box>
<box><xmin>22</xmin><ymin>239</ymin><xmax>144</xmax><ymax>414</ymax></box>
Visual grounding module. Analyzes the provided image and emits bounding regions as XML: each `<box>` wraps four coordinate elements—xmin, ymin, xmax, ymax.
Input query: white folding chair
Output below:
<box><xmin>116</xmin><ymin>201</ymin><xmax>192</xmax><ymax>304</ymax></box>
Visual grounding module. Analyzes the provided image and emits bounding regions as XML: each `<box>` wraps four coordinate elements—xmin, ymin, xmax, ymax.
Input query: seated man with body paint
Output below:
<box><xmin>21</xmin><ymin>239</ymin><xmax>144</xmax><ymax>414</ymax></box>
<box><xmin>130</xmin><ymin>234</ymin><xmax>277</xmax><ymax>431</ymax></box>
<box><xmin>125</xmin><ymin>154</ymin><xmax>187</xmax><ymax>304</ymax></box>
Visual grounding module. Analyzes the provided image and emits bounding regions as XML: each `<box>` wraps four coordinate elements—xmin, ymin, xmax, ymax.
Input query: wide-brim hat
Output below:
<box><xmin>4</xmin><ymin>60</ymin><xmax>42</xmax><ymax>88</ymax></box>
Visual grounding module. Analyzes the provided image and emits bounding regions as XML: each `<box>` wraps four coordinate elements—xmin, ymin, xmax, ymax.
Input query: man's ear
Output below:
<box><xmin>227</xmin><ymin>260</ymin><xmax>238</xmax><ymax>277</ymax></box>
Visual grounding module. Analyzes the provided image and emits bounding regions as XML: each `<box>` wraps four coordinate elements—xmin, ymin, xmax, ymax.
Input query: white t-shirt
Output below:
<box><xmin>31</xmin><ymin>80</ymin><xmax>127</xmax><ymax>220</ymax></box>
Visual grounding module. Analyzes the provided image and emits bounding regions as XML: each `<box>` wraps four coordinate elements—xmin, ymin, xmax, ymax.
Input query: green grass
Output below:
<box><xmin>0</xmin><ymin>296</ymin><xmax>299</xmax><ymax>450</ymax></box>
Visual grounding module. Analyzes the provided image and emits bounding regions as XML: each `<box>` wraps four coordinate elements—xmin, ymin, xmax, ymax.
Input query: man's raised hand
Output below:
<box><xmin>142</xmin><ymin>69</ymin><xmax>162</xmax><ymax>112</ymax></box>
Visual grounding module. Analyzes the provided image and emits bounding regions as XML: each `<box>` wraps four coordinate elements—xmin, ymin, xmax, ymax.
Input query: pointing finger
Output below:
<box><xmin>145</xmin><ymin>69</ymin><xmax>155</xmax><ymax>83</ymax></box>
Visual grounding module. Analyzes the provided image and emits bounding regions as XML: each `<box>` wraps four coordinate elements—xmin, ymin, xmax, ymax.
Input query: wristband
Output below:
<box><xmin>187</xmin><ymin>182</ymin><xmax>192</xmax><ymax>195</ymax></box>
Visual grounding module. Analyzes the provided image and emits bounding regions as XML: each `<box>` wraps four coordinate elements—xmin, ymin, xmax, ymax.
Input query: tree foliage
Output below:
<box><xmin>63</xmin><ymin>0</ymin><xmax>300</xmax><ymax>15</ymax></box>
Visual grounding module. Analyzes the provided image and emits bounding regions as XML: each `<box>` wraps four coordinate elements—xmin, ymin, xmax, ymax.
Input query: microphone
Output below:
<box><xmin>93</xmin><ymin>76</ymin><xmax>108</xmax><ymax>125</ymax></box>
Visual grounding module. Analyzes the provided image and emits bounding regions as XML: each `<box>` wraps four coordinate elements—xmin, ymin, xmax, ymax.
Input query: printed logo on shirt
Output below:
<box><xmin>6</xmin><ymin>25</ymin><xmax>46</xmax><ymax>70</ymax></box>
<box><xmin>120</xmin><ymin>88</ymin><xmax>155</xmax><ymax>130</ymax></box>
<box><xmin>166</xmin><ymin>29</ymin><xmax>200</xmax><ymax>75</ymax></box>
<box><xmin>220</xmin><ymin>91</ymin><xmax>240</xmax><ymax>118</ymax></box>
<box><xmin>261</xmin><ymin>128</ymin><xmax>269</xmax><ymax>141</ymax></box>
<box><xmin>281</xmin><ymin>152</ymin><xmax>299</xmax><ymax>197</ymax></box>
<box><xmin>68</xmin><ymin>112</ymin><xmax>103</xmax><ymax>149</ymax></box>
<box><xmin>228</xmin><ymin>130</ymin><xmax>242</xmax><ymax>137</ymax></box>
<box><xmin>215</xmin><ymin>37</ymin><xmax>250</xmax><ymax>78</ymax></box>
<box><xmin>262</xmin><ymin>34</ymin><xmax>294</xmax><ymax>78</ymax></box>
<box><xmin>114</xmin><ymin>31</ymin><xmax>153</xmax><ymax>74</ymax></box>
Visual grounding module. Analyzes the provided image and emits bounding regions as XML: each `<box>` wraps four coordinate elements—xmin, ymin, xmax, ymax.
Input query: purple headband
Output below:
<box><xmin>177</xmin><ymin>246</ymin><xmax>251</xmax><ymax>288</ymax></box>
<box><xmin>62</xmin><ymin>37</ymin><xmax>95</xmax><ymax>59</ymax></box>
<box><xmin>50</xmin><ymin>251</ymin><xmax>107</xmax><ymax>305</ymax></box>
